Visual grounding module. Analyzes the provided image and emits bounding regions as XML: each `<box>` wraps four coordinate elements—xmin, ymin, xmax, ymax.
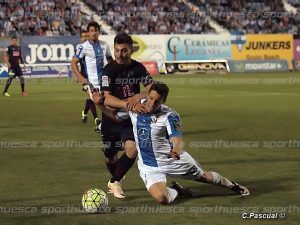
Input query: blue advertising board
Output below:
<box><xmin>19</xmin><ymin>36</ymin><xmax>79</xmax><ymax>77</ymax></box>
<box><xmin>21</xmin><ymin>36</ymin><xmax>79</xmax><ymax>65</ymax></box>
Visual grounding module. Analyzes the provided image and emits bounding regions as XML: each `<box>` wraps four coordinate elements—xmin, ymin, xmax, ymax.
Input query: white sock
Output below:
<box><xmin>166</xmin><ymin>187</ymin><xmax>178</xmax><ymax>204</ymax></box>
<box><xmin>210</xmin><ymin>171</ymin><xmax>234</xmax><ymax>188</ymax></box>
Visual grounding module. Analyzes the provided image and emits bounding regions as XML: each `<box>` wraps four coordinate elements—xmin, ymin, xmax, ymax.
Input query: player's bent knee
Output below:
<box><xmin>198</xmin><ymin>171</ymin><xmax>213</xmax><ymax>183</ymax></box>
<box><xmin>124</xmin><ymin>140</ymin><xmax>137</xmax><ymax>158</ymax></box>
<box><xmin>150</xmin><ymin>192</ymin><xmax>168</xmax><ymax>205</ymax></box>
<box><xmin>149</xmin><ymin>184</ymin><xmax>169</xmax><ymax>205</ymax></box>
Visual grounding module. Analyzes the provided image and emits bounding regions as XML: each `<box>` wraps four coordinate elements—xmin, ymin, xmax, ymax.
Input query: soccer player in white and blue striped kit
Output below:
<box><xmin>71</xmin><ymin>21</ymin><xmax>112</xmax><ymax>126</ymax></box>
<box><xmin>93</xmin><ymin>83</ymin><xmax>250</xmax><ymax>204</ymax></box>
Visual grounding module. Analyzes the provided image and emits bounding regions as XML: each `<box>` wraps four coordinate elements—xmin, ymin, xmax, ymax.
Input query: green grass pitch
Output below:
<box><xmin>0</xmin><ymin>72</ymin><xmax>299</xmax><ymax>225</ymax></box>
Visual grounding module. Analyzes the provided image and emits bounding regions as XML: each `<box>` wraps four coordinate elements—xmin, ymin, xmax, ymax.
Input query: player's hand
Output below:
<box><xmin>6</xmin><ymin>63</ymin><xmax>11</xmax><ymax>70</ymax></box>
<box><xmin>132</xmin><ymin>102</ymin><xmax>147</xmax><ymax>114</ymax></box>
<box><xmin>92</xmin><ymin>90</ymin><xmax>105</xmax><ymax>105</ymax></box>
<box><xmin>168</xmin><ymin>150</ymin><xmax>180</xmax><ymax>160</ymax></box>
<box><xmin>126</xmin><ymin>94</ymin><xmax>142</xmax><ymax>111</ymax></box>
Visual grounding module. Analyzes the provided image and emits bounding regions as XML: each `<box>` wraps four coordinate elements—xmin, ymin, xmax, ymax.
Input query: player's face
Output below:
<box><xmin>88</xmin><ymin>26</ymin><xmax>99</xmax><ymax>42</ymax></box>
<box><xmin>11</xmin><ymin>38</ymin><xmax>17</xmax><ymax>46</ymax></box>
<box><xmin>146</xmin><ymin>90</ymin><xmax>164</xmax><ymax>113</ymax></box>
<box><xmin>114</xmin><ymin>43</ymin><xmax>132</xmax><ymax>65</ymax></box>
<box><xmin>80</xmin><ymin>32</ymin><xmax>88</xmax><ymax>43</ymax></box>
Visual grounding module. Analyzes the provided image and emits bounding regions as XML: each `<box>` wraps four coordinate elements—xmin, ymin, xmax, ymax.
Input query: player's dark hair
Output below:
<box><xmin>114</xmin><ymin>33</ymin><xmax>133</xmax><ymax>48</ymax></box>
<box><xmin>149</xmin><ymin>83</ymin><xmax>169</xmax><ymax>103</ymax></box>
<box><xmin>11</xmin><ymin>36</ymin><xmax>17</xmax><ymax>40</ymax></box>
<box><xmin>80</xmin><ymin>30</ymin><xmax>87</xmax><ymax>36</ymax></box>
<box><xmin>87</xmin><ymin>21</ymin><xmax>100</xmax><ymax>32</ymax></box>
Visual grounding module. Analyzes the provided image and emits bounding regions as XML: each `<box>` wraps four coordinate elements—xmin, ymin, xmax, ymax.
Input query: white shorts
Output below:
<box><xmin>138</xmin><ymin>151</ymin><xmax>204</xmax><ymax>190</ymax></box>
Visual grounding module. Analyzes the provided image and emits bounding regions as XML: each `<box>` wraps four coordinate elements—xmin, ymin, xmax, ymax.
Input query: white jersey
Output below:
<box><xmin>74</xmin><ymin>40</ymin><xmax>111</xmax><ymax>85</ymax></box>
<box><xmin>129</xmin><ymin>105</ymin><xmax>182</xmax><ymax>168</ymax></box>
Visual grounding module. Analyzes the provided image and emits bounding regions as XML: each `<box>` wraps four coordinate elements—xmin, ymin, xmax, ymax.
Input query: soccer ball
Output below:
<box><xmin>82</xmin><ymin>188</ymin><xmax>108</xmax><ymax>213</ymax></box>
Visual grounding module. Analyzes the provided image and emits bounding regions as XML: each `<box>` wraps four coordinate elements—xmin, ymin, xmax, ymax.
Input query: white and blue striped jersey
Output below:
<box><xmin>74</xmin><ymin>40</ymin><xmax>111</xmax><ymax>85</ymax></box>
<box><xmin>129</xmin><ymin>105</ymin><xmax>182</xmax><ymax>168</ymax></box>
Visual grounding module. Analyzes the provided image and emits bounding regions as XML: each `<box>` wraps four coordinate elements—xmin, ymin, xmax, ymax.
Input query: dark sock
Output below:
<box><xmin>106</xmin><ymin>158</ymin><xmax>118</xmax><ymax>176</ymax></box>
<box><xmin>89</xmin><ymin>99</ymin><xmax>98</xmax><ymax>119</ymax></box>
<box><xmin>83</xmin><ymin>99</ymin><xmax>90</xmax><ymax>115</ymax></box>
<box><xmin>3</xmin><ymin>77</ymin><xmax>13</xmax><ymax>93</ymax></box>
<box><xmin>111</xmin><ymin>153</ymin><xmax>136</xmax><ymax>182</ymax></box>
<box><xmin>20</xmin><ymin>77</ymin><xmax>25</xmax><ymax>92</ymax></box>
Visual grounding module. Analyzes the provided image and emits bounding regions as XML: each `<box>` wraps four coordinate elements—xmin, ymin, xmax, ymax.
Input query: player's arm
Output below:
<box><xmin>71</xmin><ymin>45</ymin><xmax>87</xmax><ymax>84</ymax></box>
<box><xmin>102</xmin><ymin>91</ymin><xmax>128</xmax><ymax>109</ymax></box>
<box><xmin>91</xmin><ymin>90</ymin><xmax>124</xmax><ymax>122</ymax></box>
<box><xmin>3</xmin><ymin>50</ymin><xmax>11</xmax><ymax>69</ymax></box>
<box><xmin>102</xmin><ymin>90</ymin><xmax>146</xmax><ymax>113</ymax></box>
<box><xmin>169</xmin><ymin>136</ymin><xmax>183</xmax><ymax>160</ymax></box>
<box><xmin>166</xmin><ymin>112</ymin><xmax>183</xmax><ymax>160</ymax></box>
<box><xmin>71</xmin><ymin>57</ymin><xmax>87</xmax><ymax>84</ymax></box>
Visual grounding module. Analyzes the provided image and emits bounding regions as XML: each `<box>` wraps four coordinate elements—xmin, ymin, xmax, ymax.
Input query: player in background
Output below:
<box><xmin>76</xmin><ymin>30</ymin><xmax>92</xmax><ymax>123</ymax></box>
<box><xmin>2</xmin><ymin>36</ymin><xmax>27</xmax><ymax>97</ymax></box>
<box><xmin>71</xmin><ymin>21</ymin><xmax>113</xmax><ymax>127</ymax></box>
<box><xmin>99</xmin><ymin>33</ymin><xmax>153</xmax><ymax>199</ymax></box>
<box><xmin>92</xmin><ymin>83</ymin><xmax>250</xmax><ymax>204</ymax></box>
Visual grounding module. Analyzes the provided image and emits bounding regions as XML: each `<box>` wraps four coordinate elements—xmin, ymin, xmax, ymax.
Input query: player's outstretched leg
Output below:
<box><xmin>197</xmin><ymin>171</ymin><xmax>250</xmax><ymax>196</ymax></box>
<box><xmin>148</xmin><ymin>181</ymin><xmax>193</xmax><ymax>204</ymax></box>
<box><xmin>170</xmin><ymin>181</ymin><xmax>194</xmax><ymax>198</ymax></box>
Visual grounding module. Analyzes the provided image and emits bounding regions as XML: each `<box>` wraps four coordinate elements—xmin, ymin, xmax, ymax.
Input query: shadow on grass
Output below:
<box><xmin>183</xmin><ymin>128</ymin><xmax>228</xmax><ymax>135</ymax></box>
<box><xmin>0</xmin><ymin>193</ymin><xmax>82</xmax><ymax>204</ymax></box>
<box><xmin>169</xmin><ymin>176</ymin><xmax>292</xmax><ymax>205</ymax></box>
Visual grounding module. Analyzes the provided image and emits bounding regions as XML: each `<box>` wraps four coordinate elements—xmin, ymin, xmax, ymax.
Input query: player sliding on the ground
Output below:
<box><xmin>92</xmin><ymin>83</ymin><xmax>250</xmax><ymax>204</ymax></box>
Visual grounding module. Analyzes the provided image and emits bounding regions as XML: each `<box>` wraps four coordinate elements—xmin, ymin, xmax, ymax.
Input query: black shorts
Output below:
<box><xmin>101</xmin><ymin>118</ymin><xmax>134</xmax><ymax>158</ymax></box>
<box><xmin>9</xmin><ymin>66</ymin><xmax>23</xmax><ymax>78</ymax></box>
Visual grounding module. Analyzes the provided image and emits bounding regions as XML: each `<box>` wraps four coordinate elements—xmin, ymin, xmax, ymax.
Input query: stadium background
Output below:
<box><xmin>0</xmin><ymin>0</ymin><xmax>300</xmax><ymax>225</ymax></box>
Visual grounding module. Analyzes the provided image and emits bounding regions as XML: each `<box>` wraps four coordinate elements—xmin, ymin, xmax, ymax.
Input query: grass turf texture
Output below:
<box><xmin>0</xmin><ymin>73</ymin><xmax>299</xmax><ymax>225</ymax></box>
